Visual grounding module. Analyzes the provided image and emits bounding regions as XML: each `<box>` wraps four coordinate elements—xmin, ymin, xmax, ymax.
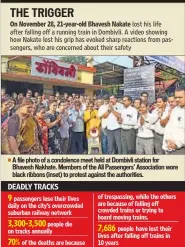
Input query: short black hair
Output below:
<box><xmin>175</xmin><ymin>84</ymin><xmax>185</xmax><ymax>92</ymax></box>
<box><xmin>141</xmin><ymin>91</ymin><xmax>149</xmax><ymax>97</ymax></box>
<box><xmin>168</xmin><ymin>93</ymin><xmax>175</xmax><ymax>98</ymax></box>
<box><xmin>157</xmin><ymin>94</ymin><xmax>168</xmax><ymax>102</ymax></box>
<box><xmin>36</xmin><ymin>104</ymin><xmax>46</xmax><ymax>113</ymax></box>
<box><xmin>103</xmin><ymin>94</ymin><xmax>109</xmax><ymax>100</ymax></box>
<box><xmin>134</xmin><ymin>98</ymin><xmax>142</xmax><ymax>103</ymax></box>
<box><xmin>110</xmin><ymin>95</ymin><xmax>117</xmax><ymax>99</ymax></box>
<box><xmin>140</xmin><ymin>101</ymin><xmax>149</xmax><ymax>107</ymax></box>
<box><xmin>60</xmin><ymin>100</ymin><xmax>66</xmax><ymax>105</ymax></box>
<box><xmin>123</xmin><ymin>95</ymin><xmax>132</xmax><ymax>102</ymax></box>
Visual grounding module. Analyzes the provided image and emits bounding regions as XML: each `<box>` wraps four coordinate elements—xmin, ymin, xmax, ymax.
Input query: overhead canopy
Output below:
<box><xmin>147</xmin><ymin>56</ymin><xmax>185</xmax><ymax>73</ymax></box>
<box><xmin>94</xmin><ymin>62</ymin><xmax>126</xmax><ymax>85</ymax></box>
<box><xmin>1</xmin><ymin>73</ymin><xmax>107</xmax><ymax>91</ymax></box>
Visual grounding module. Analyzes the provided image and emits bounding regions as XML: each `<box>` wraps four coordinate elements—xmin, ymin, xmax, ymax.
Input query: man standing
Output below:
<box><xmin>151</xmin><ymin>94</ymin><xmax>170</xmax><ymax>154</ymax></box>
<box><xmin>121</xmin><ymin>96</ymin><xmax>138</xmax><ymax>154</ymax></box>
<box><xmin>104</xmin><ymin>95</ymin><xmax>123</xmax><ymax>154</ymax></box>
<box><xmin>70</xmin><ymin>102</ymin><xmax>84</xmax><ymax>154</ymax></box>
<box><xmin>163</xmin><ymin>85</ymin><xmax>185</xmax><ymax>154</ymax></box>
<box><xmin>135</xmin><ymin>102</ymin><xmax>156</xmax><ymax>155</ymax></box>
<box><xmin>98</xmin><ymin>96</ymin><xmax>109</xmax><ymax>154</ymax></box>
<box><xmin>59</xmin><ymin>101</ymin><xmax>71</xmax><ymax>154</ymax></box>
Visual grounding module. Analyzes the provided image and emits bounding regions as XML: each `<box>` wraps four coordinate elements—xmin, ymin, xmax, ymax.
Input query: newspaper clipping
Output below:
<box><xmin>1</xmin><ymin>2</ymin><xmax>185</xmax><ymax>247</ymax></box>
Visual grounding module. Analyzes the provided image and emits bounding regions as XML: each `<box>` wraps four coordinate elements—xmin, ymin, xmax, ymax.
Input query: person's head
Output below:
<box><xmin>64</xmin><ymin>93</ymin><xmax>68</xmax><ymax>99</ymax></box>
<box><xmin>36</xmin><ymin>105</ymin><xmax>46</xmax><ymax>119</ymax></box>
<box><xmin>68</xmin><ymin>96</ymin><xmax>73</xmax><ymax>102</ymax></box>
<box><xmin>9</xmin><ymin>98</ymin><xmax>16</xmax><ymax>109</ymax></box>
<box><xmin>75</xmin><ymin>102</ymin><xmax>81</xmax><ymax>112</ymax></box>
<box><xmin>109</xmin><ymin>95</ymin><xmax>117</xmax><ymax>105</ymax></box>
<box><xmin>1</xmin><ymin>98</ymin><xmax>10</xmax><ymax>113</ymax></box>
<box><xmin>118</xmin><ymin>98</ymin><xmax>123</xmax><ymax>103</ymax></box>
<box><xmin>156</xmin><ymin>94</ymin><xmax>168</xmax><ymax>109</ymax></box>
<box><xmin>140</xmin><ymin>91</ymin><xmax>149</xmax><ymax>102</ymax></box>
<box><xmin>134</xmin><ymin>98</ymin><xmax>142</xmax><ymax>110</ymax></box>
<box><xmin>49</xmin><ymin>95</ymin><xmax>55</xmax><ymax>101</ymax></box>
<box><xmin>26</xmin><ymin>92</ymin><xmax>32</xmax><ymax>99</ymax></box>
<box><xmin>60</xmin><ymin>101</ymin><xmax>68</xmax><ymax>112</ymax></box>
<box><xmin>34</xmin><ymin>92</ymin><xmax>39</xmax><ymax>98</ymax></box>
<box><xmin>27</xmin><ymin>89</ymin><xmax>32</xmax><ymax>96</ymax></box>
<box><xmin>175</xmin><ymin>84</ymin><xmax>185</xmax><ymax>108</ymax></box>
<box><xmin>12</xmin><ymin>92</ymin><xmax>18</xmax><ymax>100</ymax></box>
<box><xmin>67</xmin><ymin>99</ymin><xmax>73</xmax><ymax>109</ymax></box>
<box><xmin>31</xmin><ymin>102</ymin><xmax>37</xmax><ymax>116</ymax></box>
<box><xmin>72</xmin><ymin>93</ymin><xmax>76</xmax><ymax>98</ymax></box>
<box><xmin>55</xmin><ymin>91</ymin><xmax>60</xmax><ymax>97</ymax></box>
<box><xmin>87</xmin><ymin>101</ymin><xmax>94</xmax><ymax>111</ymax></box>
<box><xmin>42</xmin><ymin>93</ymin><xmax>46</xmax><ymax>100</ymax></box>
<box><xmin>18</xmin><ymin>93</ymin><xmax>24</xmax><ymax>100</ymax></box>
<box><xmin>168</xmin><ymin>93</ymin><xmax>177</xmax><ymax>109</ymax></box>
<box><xmin>139</xmin><ymin>102</ymin><xmax>149</xmax><ymax>115</ymax></box>
<box><xmin>49</xmin><ymin>100</ymin><xmax>57</xmax><ymax>112</ymax></box>
<box><xmin>1</xmin><ymin>88</ymin><xmax>6</xmax><ymax>97</ymax></box>
<box><xmin>31</xmin><ymin>98</ymin><xmax>37</xmax><ymax>104</ymax></box>
<box><xmin>19</xmin><ymin>99</ymin><xmax>33</xmax><ymax>116</ymax></box>
<box><xmin>123</xmin><ymin>95</ymin><xmax>132</xmax><ymax>107</ymax></box>
<box><xmin>37</xmin><ymin>95</ymin><xmax>42</xmax><ymax>104</ymax></box>
<box><xmin>103</xmin><ymin>95</ymin><xmax>109</xmax><ymax>105</ymax></box>
<box><xmin>97</xmin><ymin>99</ymin><xmax>103</xmax><ymax>108</ymax></box>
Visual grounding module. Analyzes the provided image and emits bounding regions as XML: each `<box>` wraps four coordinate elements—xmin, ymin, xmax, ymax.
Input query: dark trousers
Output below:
<box><xmin>101</xmin><ymin>128</ymin><xmax>109</xmax><ymax>154</ymax></box>
<box><xmin>154</xmin><ymin>132</ymin><xmax>164</xmax><ymax>154</ymax></box>
<box><xmin>107</xmin><ymin>128</ymin><xmax>122</xmax><ymax>154</ymax></box>
<box><xmin>71</xmin><ymin>131</ymin><xmax>84</xmax><ymax>154</ymax></box>
<box><xmin>61</xmin><ymin>138</ymin><xmax>69</xmax><ymax>154</ymax></box>
<box><xmin>121</xmin><ymin>129</ymin><xmax>136</xmax><ymax>154</ymax></box>
<box><xmin>67</xmin><ymin>127</ymin><xmax>72</xmax><ymax>154</ymax></box>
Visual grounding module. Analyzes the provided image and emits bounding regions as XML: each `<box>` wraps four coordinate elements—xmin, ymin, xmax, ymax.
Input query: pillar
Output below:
<box><xmin>43</xmin><ymin>82</ymin><xmax>53</xmax><ymax>97</ymax></box>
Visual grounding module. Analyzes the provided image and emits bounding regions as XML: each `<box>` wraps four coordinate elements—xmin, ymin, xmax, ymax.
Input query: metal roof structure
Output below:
<box><xmin>129</xmin><ymin>56</ymin><xmax>185</xmax><ymax>79</ymax></box>
<box><xmin>94</xmin><ymin>62</ymin><xmax>127</xmax><ymax>86</ymax></box>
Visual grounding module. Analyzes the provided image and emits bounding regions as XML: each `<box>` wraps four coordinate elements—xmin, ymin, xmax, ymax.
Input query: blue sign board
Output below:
<box><xmin>148</xmin><ymin>56</ymin><xmax>185</xmax><ymax>73</ymax></box>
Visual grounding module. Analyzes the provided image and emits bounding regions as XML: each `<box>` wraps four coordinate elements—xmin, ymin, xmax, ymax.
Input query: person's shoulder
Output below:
<box><xmin>117</xmin><ymin>102</ymin><xmax>124</xmax><ymax>109</ymax></box>
<box><xmin>9</xmin><ymin>113</ymin><xmax>19</xmax><ymax>121</ymax></box>
<box><xmin>129</xmin><ymin>105</ymin><xmax>137</xmax><ymax>112</ymax></box>
<box><xmin>93</xmin><ymin>109</ymin><xmax>98</xmax><ymax>114</ymax></box>
<box><xmin>8</xmin><ymin>113</ymin><xmax>20</xmax><ymax>127</ymax></box>
<box><xmin>151</xmin><ymin>108</ymin><xmax>158</xmax><ymax>115</ymax></box>
<box><xmin>147</xmin><ymin>112</ymin><xmax>153</xmax><ymax>118</ymax></box>
<box><xmin>45</xmin><ymin>111</ymin><xmax>51</xmax><ymax>118</ymax></box>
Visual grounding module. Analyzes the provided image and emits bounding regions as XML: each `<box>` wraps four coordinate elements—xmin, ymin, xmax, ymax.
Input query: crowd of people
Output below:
<box><xmin>1</xmin><ymin>84</ymin><xmax>185</xmax><ymax>155</ymax></box>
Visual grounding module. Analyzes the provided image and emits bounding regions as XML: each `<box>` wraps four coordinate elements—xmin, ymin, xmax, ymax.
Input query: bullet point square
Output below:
<box><xmin>8</xmin><ymin>158</ymin><xmax>11</xmax><ymax>162</ymax></box>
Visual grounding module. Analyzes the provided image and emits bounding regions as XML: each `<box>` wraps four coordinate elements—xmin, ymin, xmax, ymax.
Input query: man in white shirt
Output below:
<box><xmin>135</xmin><ymin>102</ymin><xmax>156</xmax><ymax>154</ymax></box>
<box><xmin>121</xmin><ymin>96</ymin><xmax>138</xmax><ymax>154</ymax></box>
<box><xmin>98</xmin><ymin>96</ymin><xmax>109</xmax><ymax>154</ymax></box>
<box><xmin>151</xmin><ymin>94</ymin><xmax>170</xmax><ymax>154</ymax></box>
<box><xmin>103</xmin><ymin>95</ymin><xmax>124</xmax><ymax>154</ymax></box>
<box><xmin>163</xmin><ymin>85</ymin><xmax>185</xmax><ymax>154</ymax></box>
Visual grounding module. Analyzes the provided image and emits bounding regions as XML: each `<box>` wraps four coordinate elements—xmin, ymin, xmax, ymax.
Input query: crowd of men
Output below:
<box><xmin>1</xmin><ymin>84</ymin><xmax>185</xmax><ymax>155</ymax></box>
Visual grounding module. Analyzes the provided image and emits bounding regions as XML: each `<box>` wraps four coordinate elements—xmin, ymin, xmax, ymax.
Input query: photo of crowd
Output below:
<box><xmin>1</xmin><ymin>85</ymin><xmax>185</xmax><ymax>155</ymax></box>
